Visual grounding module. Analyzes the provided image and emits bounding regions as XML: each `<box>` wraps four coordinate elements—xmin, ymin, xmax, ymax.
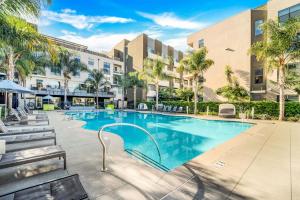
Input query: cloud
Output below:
<box><xmin>165</xmin><ymin>37</ymin><xmax>189</xmax><ymax>52</ymax></box>
<box><xmin>41</xmin><ymin>9</ymin><xmax>135</xmax><ymax>29</ymax></box>
<box><xmin>137</xmin><ymin>12</ymin><xmax>205</xmax><ymax>30</ymax></box>
<box><xmin>59</xmin><ymin>32</ymin><xmax>139</xmax><ymax>52</ymax></box>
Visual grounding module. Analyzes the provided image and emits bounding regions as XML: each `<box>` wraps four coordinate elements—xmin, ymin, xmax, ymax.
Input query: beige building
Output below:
<box><xmin>110</xmin><ymin>34</ymin><xmax>187</xmax><ymax>103</ymax></box>
<box><xmin>26</xmin><ymin>35</ymin><xmax>124</xmax><ymax>108</ymax></box>
<box><xmin>187</xmin><ymin>0</ymin><xmax>300</xmax><ymax>101</ymax></box>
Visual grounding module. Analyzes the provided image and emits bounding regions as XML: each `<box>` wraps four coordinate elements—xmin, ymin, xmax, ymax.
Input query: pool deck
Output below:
<box><xmin>0</xmin><ymin>111</ymin><xmax>299</xmax><ymax>200</ymax></box>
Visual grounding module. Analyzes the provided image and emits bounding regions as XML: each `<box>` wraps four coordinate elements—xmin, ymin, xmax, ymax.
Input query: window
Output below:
<box><xmin>255</xmin><ymin>20</ymin><xmax>263</xmax><ymax>36</ymax></box>
<box><xmin>103</xmin><ymin>62</ymin><xmax>110</xmax><ymax>74</ymax></box>
<box><xmin>36</xmin><ymin>79</ymin><xmax>43</xmax><ymax>89</ymax></box>
<box><xmin>88</xmin><ymin>58</ymin><xmax>94</xmax><ymax>66</ymax></box>
<box><xmin>50</xmin><ymin>66</ymin><xmax>61</xmax><ymax>75</ymax></box>
<box><xmin>72</xmin><ymin>57</ymin><xmax>81</xmax><ymax>77</ymax></box>
<box><xmin>254</xmin><ymin>68</ymin><xmax>264</xmax><ymax>84</ymax></box>
<box><xmin>198</xmin><ymin>39</ymin><xmax>204</xmax><ymax>48</ymax></box>
<box><xmin>279</xmin><ymin>3</ymin><xmax>300</xmax><ymax>23</ymax></box>
<box><xmin>113</xmin><ymin>75</ymin><xmax>121</xmax><ymax>85</ymax></box>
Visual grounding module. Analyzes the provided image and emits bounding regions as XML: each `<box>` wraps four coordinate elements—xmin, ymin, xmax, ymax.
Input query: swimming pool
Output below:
<box><xmin>67</xmin><ymin>111</ymin><xmax>253</xmax><ymax>171</ymax></box>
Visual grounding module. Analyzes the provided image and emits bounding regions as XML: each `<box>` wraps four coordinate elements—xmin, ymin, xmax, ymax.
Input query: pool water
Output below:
<box><xmin>67</xmin><ymin>111</ymin><xmax>253</xmax><ymax>171</ymax></box>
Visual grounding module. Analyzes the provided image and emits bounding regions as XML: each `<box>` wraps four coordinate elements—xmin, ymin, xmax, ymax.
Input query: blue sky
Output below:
<box><xmin>38</xmin><ymin>0</ymin><xmax>268</xmax><ymax>52</ymax></box>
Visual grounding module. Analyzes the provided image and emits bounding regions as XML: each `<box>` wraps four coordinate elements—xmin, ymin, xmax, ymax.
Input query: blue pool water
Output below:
<box><xmin>67</xmin><ymin>111</ymin><xmax>252</xmax><ymax>171</ymax></box>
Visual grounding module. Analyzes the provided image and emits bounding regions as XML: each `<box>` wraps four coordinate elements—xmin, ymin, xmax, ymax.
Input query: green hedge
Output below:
<box><xmin>143</xmin><ymin>101</ymin><xmax>300</xmax><ymax>118</ymax></box>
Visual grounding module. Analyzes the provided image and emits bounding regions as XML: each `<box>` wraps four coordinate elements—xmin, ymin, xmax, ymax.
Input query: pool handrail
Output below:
<box><xmin>97</xmin><ymin>123</ymin><xmax>162</xmax><ymax>172</ymax></box>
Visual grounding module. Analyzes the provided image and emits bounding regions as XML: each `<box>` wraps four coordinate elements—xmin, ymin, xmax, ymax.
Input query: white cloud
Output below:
<box><xmin>165</xmin><ymin>37</ymin><xmax>188</xmax><ymax>52</ymax></box>
<box><xmin>59</xmin><ymin>32</ymin><xmax>139</xmax><ymax>52</ymax></box>
<box><xmin>137</xmin><ymin>12</ymin><xmax>205</xmax><ymax>30</ymax></box>
<box><xmin>41</xmin><ymin>9</ymin><xmax>135</xmax><ymax>29</ymax></box>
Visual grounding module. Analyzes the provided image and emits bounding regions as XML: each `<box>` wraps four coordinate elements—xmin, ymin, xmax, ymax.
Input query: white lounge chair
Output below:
<box><xmin>218</xmin><ymin>104</ymin><xmax>236</xmax><ymax>118</ymax></box>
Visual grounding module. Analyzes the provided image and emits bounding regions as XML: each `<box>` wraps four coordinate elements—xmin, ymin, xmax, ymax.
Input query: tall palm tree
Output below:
<box><xmin>84</xmin><ymin>69</ymin><xmax>109</xmax><ymax>108</ymax></box>
<box><xmin>185</xmin><ymin>48</ymin><xmax>214</xmax><ymax>114</ymax></box>
<box><xmin>0</xmin><ymin>16</ymin><xmax>54</xmax><ymax>108</ymax></box>
<box><xmin>55</xmin><ymin>48</ymin><xmax>87</xmax><ymax>106</ymax></box>
<box><xmin>224</xmin><ymin>65</ymin><xmax>234</xmax><ymax>85</ymax></box>
<box><xmin>127</xmin><ymin>71</ymin><xmax>145</xmax><ymax>109</ymax></box>
<box><xmin>250</xmin><ymin>18</ymin><xmax>300</xmax><ymax>120</ymax></box>
<box><xmin>142</xmin><ymin>58</ymin><xmax>169</xmax><ymax>110</ymax></box>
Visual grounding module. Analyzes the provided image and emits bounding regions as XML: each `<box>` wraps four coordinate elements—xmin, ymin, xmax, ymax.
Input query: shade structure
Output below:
<box><xmin>42</xmin><ymin>95</ymin><xmax>54</xmax><ymax>100</ymax></box>
<box><xmin>0</xmin><ymin>80</ymin><xmax>33</xmax><ymax>94</ymax></box>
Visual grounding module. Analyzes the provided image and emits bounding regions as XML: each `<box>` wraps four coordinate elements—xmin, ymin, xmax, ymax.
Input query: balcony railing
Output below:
<box><xmin>31</xmin><ymin>86</ymin><xmax>115</xmax><ymax>98</ymax></box>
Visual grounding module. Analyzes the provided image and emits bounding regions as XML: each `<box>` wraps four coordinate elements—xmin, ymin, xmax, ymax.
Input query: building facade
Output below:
<box><xmin>187</xmin><ymin>0</ymin><xmax>300</xmax><ymax>102</ymax></box>
<box><xmin>110</xmin><ymin>33</ymin><xmax>188</xmax><ymax>103</ymax></box>
<box><xmin>25</xmin><ymin>35</ymin><xmax>124</xmax><ymax>108</ymax></box>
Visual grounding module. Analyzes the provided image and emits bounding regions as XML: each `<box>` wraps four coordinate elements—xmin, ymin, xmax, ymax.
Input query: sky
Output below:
<box><xmin>37</xmin><ymin>0</ymin><xmax>268</xmax><ymax>53</ymax></box>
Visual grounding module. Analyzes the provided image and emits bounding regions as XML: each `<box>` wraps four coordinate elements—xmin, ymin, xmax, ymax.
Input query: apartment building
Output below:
<box><xmin>187</xmin><ymin>0</ymin><xmax>300</xmax><ymax>102</ymax></box>
<box><xmin>26</xmin><ymin>35</ymin><xmax>124</xmax><ymax>108</ymax></box>
<box><xmin>110</xmin><ymin>33</ymin><xmax>187</xmax><ymax>102</ymax></box>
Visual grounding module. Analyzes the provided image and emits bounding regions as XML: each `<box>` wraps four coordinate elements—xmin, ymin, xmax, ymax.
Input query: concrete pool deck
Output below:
<box><xmin>0</xmin><ymin>111</ymin><xmax>299</xmax><ymax>200</ymax></box>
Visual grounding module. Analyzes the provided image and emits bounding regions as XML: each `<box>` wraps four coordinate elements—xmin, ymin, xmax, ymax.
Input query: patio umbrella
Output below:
<box><xmin>42</xmin><ymin>95</ymin><xmax>54</xmax><ymax>104</ymax></box>
<box><xmin>0</xmin><ymin>80</ymin><xmax>33</xmax><ymax>94</ymax></box>
<box><xmin>0</xmin><ymin>80</ymin><xmax>33</xmax><ymax>117</ymax></box>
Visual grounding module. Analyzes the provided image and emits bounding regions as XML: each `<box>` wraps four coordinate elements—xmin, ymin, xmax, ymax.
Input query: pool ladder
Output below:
<box><xmin>98</xmin><ymin>123</ymin><xmax>162</xmax><ymax>172</ymax></box>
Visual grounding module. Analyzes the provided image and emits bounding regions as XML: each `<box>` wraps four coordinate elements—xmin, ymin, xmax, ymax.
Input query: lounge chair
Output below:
<box><xmin>9</xmin><ymin>109</ymin><xmax>49</xmax><ymax>125</ymax></box>
<box><xmin>17</xmin><ymin>107</ymin><xmax>48</xmax><ymax>120</ymax></box>
<box><xmin>137</xmin><ymin>103</ymin><xmax>148</xmax><ymax>111</ymax></box>
<box><xmin>0</xmin><ymin>131</ymin><xmax>56</xmax><ymax>152</ymax></box>
<box><xmin>172</xmin><ymin>106</ymin><xmax>177</xmax><ymax>112</ymax></box>
<box><xmin>0</xmin><ymin>174</ymin><xmax>88</xmax><ymax>200</ymax></box>
<box><xmin>218</xmin><ymin>104</ymin><xmax>236</xmax><ymax>118</ymax></box>
<box><xmin>0</xmin><ymin>120</ymin><xmax>54</xmax><ymax>135</ymax></box>
<box><xmin>166</xmin><ymin>106</ymin><xmax>172</xmax><ymax>112</ymax></box>
<box><xmin>0</xmin><ymin>145</ymin><xmax>66</xmax><ymax>170</ymax></box>
<box><xmin>162</xmin><ymin>105</ymin><xmax>167</xmax><ymax>112</ymax></box>
<box><xmin>156</xmin><ymin>104</ymin><xmax>163</xmax><ymax>112</ymax></box>
<box><xmin>177</xmin><ymin>107</ymin><xmax>183</xmax><ymax>113</ymax></box>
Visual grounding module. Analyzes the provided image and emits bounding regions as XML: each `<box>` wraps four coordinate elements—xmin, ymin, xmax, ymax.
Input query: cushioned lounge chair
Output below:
<box><xmin>0</xmin><ymin>120</ymin><xmax>54</xmax><ymax>135</ymax></box>
<box><xmin>0</xmin><ymin>174</ymin><xmax>88</xmax><ymax>200</ymax></box>
<box><xmin>218</xmin><ymin>104</ymin><xmax>236</xmax><ymax>118</ymax></box>
<box><xmin>172</xmin><ymin>106</ymin><xmax>177</xmax><ymax>112</ymax></box>
<box><xmin>0</xmin><ymin>145</ymin><xmax>66</xmax><ymax>170</ymax></box>
<box><xmin>0</xmin><ymin>131</ymin><xmax>56</xmax><ymax>152</ymax></box>
<box><xmin>166</xmin><ymin>106</ymin><xmax>172</xmax><ymax>112</ymax></box>
<box><xmin>11</xmin><ymin>109</ymin><xmax>49</xmax><ymax>125</ymax></box>
<box><xmin>17</xmin><ymin>107</ymin><xmax>48</xmax><ymax>120</ymax></box>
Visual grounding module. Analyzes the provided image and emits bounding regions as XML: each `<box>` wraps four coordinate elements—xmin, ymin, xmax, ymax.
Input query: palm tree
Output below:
<box><xmin>84</xmin><ymin>69</ymin><xmax>109</xmax><ymax>108</ymax></box>
<box><xmin>142</xmin><ymin>58</ymin><xmax>169</xmax><ymax>110</ymax></box>
<box><xmin>224</xmin><ymin>65</ymin><xmax>234</xmax><ymax>85</ymax></box>
<box><xmin>177</xmin><ymin>58</ymin><xmax>188</xmax><ymax>89</ymax></box>
<box><xmin>0</xmin><ymin>0</ymin><xmax>51</xmax><ymax>17</ymax></box>
<box><xmin>127</xmin><ymin>71</ymin><xmax>145</xmax><ymax>109</ymax></box>
<box><xmin>250</xmin><ymin>18</ymin><xmax>300</xmax><ymax>120</ymax></box>
<box><xmin>0</xmin><ymin>16</ymin><xmax>54</xmax><ymax>108</ymax></box>
<box><xmin>55</xmin><ymin>48</ymin><xmax>87</xmax><ymax>106</ymax></box>
<box><xmin>185</xmin><ymin>48</ymin><xmax>214</xmax><ymax>114</ymax></box>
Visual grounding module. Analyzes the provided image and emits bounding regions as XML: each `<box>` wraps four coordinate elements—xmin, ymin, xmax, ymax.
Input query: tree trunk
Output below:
<box><xmin>121</xmin><ymin>86</ymin><xmax>125</xmax><ymax>109</ymax></box>
<box><xmin>64</xmin><ymin>79</ymin><xmax>68</xmax><ymax>106</ymax></box>
<box><xmin>7</xmin><ymin>48</ymin><xmax>14</xmax><ymax>110</ymax></box>
<box><xmin>96</xmin><ymin>90</ymin><xmax>99</xmax><ymax>109</ymax></box>
<box><xmin>156</xmin><ymin>83</ymin><xmax>159</xmax><ymax>111</ymax></box>
<box><xmin>180</xmin><ymin>72</ymin><xmax>183</xmax><ymax>89</ymax></box>
<box><xmin>278</xmin><ymin>66</ymin><xmax>285</xmax><ymax>121</ymax></box>
<box><xmin>194</xmin><ymin>78</ymin><xmax>198</xmax><ymax>114</ymax></box>
<box><xmin>133</xmin><ymin>85</ymin><xmax>137</xmax><ymax>109</ymax></box>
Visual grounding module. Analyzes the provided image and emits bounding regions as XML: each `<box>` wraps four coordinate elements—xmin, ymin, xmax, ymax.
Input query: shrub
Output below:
<box><xmin>141</xmin><ymin>100</ymin><xmax>300</xmax><ymax>118</ymax></box>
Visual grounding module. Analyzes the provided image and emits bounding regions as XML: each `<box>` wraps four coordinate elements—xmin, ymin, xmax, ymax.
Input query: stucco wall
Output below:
<box><xmin>187</xmin><ymin>10</ymin><xmax>253</xmax><ymax>101</ymax></box>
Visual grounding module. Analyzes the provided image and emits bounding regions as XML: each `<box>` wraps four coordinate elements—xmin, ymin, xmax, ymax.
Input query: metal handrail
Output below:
<box><xmin>97</xmin><ymin>123</ymin><xmax>161</xmax><ymax>172</ymax></box>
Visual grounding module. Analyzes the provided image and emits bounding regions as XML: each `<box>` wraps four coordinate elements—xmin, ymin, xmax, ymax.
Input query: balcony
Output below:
<box><xmin>31</xmin><ymin>85</ymin><xmax>115</xmax><ymax>98</ymax></box>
